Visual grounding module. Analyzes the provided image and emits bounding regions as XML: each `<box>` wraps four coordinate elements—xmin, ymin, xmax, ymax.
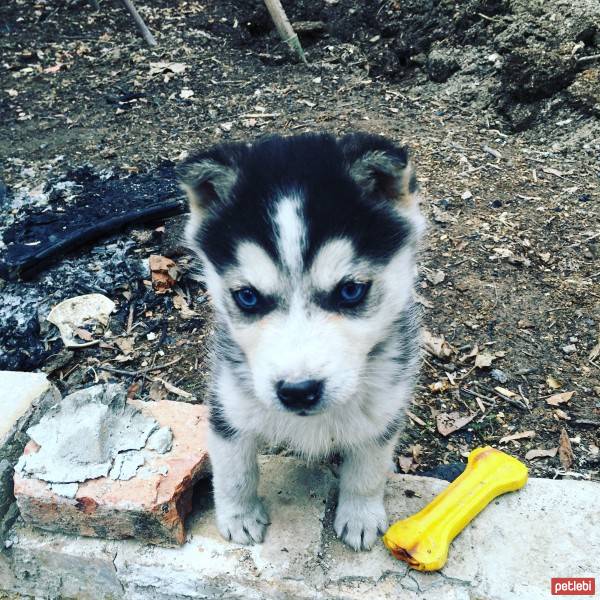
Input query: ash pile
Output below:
<box><xmin>0</xmin><ymin>163</ymin><xmax>209</xmax><ymax>396</ymax></box>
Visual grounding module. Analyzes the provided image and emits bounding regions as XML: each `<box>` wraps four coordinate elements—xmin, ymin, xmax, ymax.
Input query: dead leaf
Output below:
<box><xmin>115</xmin><ymin>337</ymin><xmax>134</xmax><ymax>355</ymax></box>
<box><xmin>149</xmin><ymin>255</ymin><xmax>178</xmax><ymax>294</ymax></box>
<box><xmin>428</xmin><ymin>380</ymin><xmax>449</xmax><ymax>393</ymax></box>
<box><xmin>492</xmin><ymin>247</ymin><xmax>531</xmax><ymax>267</ymax></box>
<box><xmin>525</xmin><ymin>447</ymin><xmax>557</xmax><ymax>461</ymax></box>
<box><xmin>422</xmin><ymin>330</ymin><xmax>453</xmax><ymax>359</ymax></box>
<box><xmin>493</xmin><ymin>247</ymin><xmax>514</xmax><ymax>260</ymax></box>
<box><xmin>474</xmin><ymin>351</ymin><xmax>495</xmax><ymax>368</ymax></box>
<box><xmin>546</xmin><ymin>375</ymin><xmax>562</xmax><ymax>389</ymax></box>
<box><xmin>426</xmin><ymin>270</ymin><xmax>446</xmax><ymax>285</ymax></box>
<box><xmin>114</xmin><ymin>354</ymin><xmax>133</xmax><ymax>363</ymax></box>
<box><xmin>127</xmin><ymin>382</ymin><xmax>140</xmax><ymax>399</ymax></box>
<box><xmin>541</xmin><ymin>166</ymin><xmax>563</xmax><ymax>177</ymax></box>
<box><xmin>149</xmin><ymin>61</ymin><xmax>187</xmax><ymax>76</ymax></box>
<box><xmin>172</xmin><ymin>294</ymin><xmax>197</xmax><ymax>319</ymax></box>
<box><xmin>554</xmin><ymin>409</ymin><xmax>570</xmax><ymax>420</ymax></box>
<box><xmin>494</xmin><ymin>386</ymin><xmax>516</xmax><ymax>398</ymax></box>
<box><xmin>482</xmin><ymin>144</ymin><xmax>502</xmax><ymax>159</ymax></box>
<box><xmin>558</xmin><ymin>428</ymin><xmax>574</xmax><ymax>470</ymax></box>
<box><xmin>44</xmin><ymin>63</ymin><xmax>64</xmax><ymax>74</ymax></box>
<box><xmin>546</xmin><ymin>391</ymin><xmax>574</xmax><ymax>406</ymax></box>
<box><xmin>398</xmin><ymin>455</ymin><xmax>414</xmax><ymax>474</ymax></box>
<box><xmin>406</xmin><ymin>411</ymin><xmax>426</xmax><ymax>427</ymax></box>
<box><xmin>436</xmin><ymin>412</ymin><xmax>475</xmax><ymax>437</ymax></box>
<box><xmin>431</xmin><ymin>205</ymin><xmax>457</xmax><ymax>224</ymax></box>
<box><xmin>410</xmin><ymin>444</ymin><xmax>423</xmax><ymax>461</ymax></box>
<box><xmin>499</xmin><ymin>430</ymin><xmax>535</xmax><ymax>444</ymax></box>
<box><xmin>149</xmin><ymin>379</ymin><xmax>169</xmax><ymax>402</ymax></box>
<box><xmin>73</xmin><ymin>327</ymin><xmax>94</xmax><ymax>341</ymax></box>
<box><xmin>589</xmin><ymin>340</ymin><xmax>600</xmax><ymax>361</ymax></box>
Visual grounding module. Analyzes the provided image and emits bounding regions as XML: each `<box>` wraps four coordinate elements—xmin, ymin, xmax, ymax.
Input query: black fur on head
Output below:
<box><xmin>179</xmin><ymin>132</ymin><xmax>419</xmax><ymax>273</ymax></box>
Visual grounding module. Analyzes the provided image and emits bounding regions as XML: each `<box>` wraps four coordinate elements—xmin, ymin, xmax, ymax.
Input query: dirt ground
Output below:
<box><xmin>1</xmin><ymin>0</ymin><xmax>599</xmax><ymax>480</ymax></box>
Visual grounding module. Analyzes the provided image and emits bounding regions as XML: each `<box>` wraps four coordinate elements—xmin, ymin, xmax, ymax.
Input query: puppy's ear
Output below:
<box><xmin>340</xmin><ymin>133</ymin><xmax>417</xmax><ymax>208</ymax></box>
<box><xmin>178</xmin><ymin>143</ymin><xmax>247</xmax><ymax>217</ymax></box>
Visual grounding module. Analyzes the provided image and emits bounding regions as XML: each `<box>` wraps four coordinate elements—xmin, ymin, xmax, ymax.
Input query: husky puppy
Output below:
<box><xmin>180</xmin><ymin>132</ymin><xmax>424</xmax><ymax>551</ymax></box>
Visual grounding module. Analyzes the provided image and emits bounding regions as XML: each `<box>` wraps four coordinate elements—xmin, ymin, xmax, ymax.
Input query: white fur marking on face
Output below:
<box><xmin>310</xmin><ymin>238</ymin><xmax>356</xmax><ymax>290</ymax></box>
<box><xmin>235</xmin><ymin>242</ymin><xmax>281</xmax><ymax>294</ymax></box>
<box><xmin>274</xmin><ymin>196</ymin><xmax>306</xmax><ymax>275</ymax></box>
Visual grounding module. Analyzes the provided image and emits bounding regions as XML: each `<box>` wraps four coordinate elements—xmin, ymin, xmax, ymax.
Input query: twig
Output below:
<box><xmin>96</xmin><ymin>357</ymin><xmax>181</xmax><ymax>377</ymax></box>
<box><xmin>126</xmin><ymin>303</ymin><xmax>135</xmax><ymax>335</ymax></box>
<box><xmin>120</xmin><ymin>0</ymin><xmax>157</xmax><ymax>47</ymax></box>
<box><xmin>263</xmin><ymin>0</ymin><xmax>307</xmax><ymax>64</ymax></box>
<box><xmin>486</xmin><ymin>385</ymin><xmax>529</xmax><ymax>411</ymax></box>
<box><xmin>461</xmin><ymin>387</ymin><xmax>495</xmax><ymax>405</ymax></box>
<box><xmin>517</xmin><ymin>384</ymin><xmax>530</xmax><ymax>409</ymax></box>
<box><xmin>577</xmin><ymin>54</ymin><xmax>600</xmax><ymax>64</ymax></box>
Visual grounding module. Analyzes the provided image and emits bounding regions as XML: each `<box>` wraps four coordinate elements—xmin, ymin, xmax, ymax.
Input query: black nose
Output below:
<box><xmin>276</xmin><ymin>379</ymin><xmax>323</xmax><ymax>410</ymax></box>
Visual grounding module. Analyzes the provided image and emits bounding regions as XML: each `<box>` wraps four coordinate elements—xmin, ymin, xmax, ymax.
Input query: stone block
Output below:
<box><xmin>4</xmin><ymin>456</ymin><xmax>600</xmax><ymax>600</ymax></box>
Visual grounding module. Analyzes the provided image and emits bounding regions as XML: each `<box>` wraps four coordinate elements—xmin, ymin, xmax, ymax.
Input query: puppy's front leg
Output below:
<box><xmin>335</xmin><ymin>442</ymin><xmax>394</xmax><ymax>551</ymax></box>
<box><xmin>208</xmin><ymin>429</ymin><xmax>269</xmax><ymax>544</ymax></box>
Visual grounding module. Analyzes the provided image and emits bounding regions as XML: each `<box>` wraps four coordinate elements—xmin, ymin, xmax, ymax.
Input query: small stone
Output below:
<box><xmin>427</xmin><ymin>270</ymin><xmax>446</xmax><ymax>286</ymax></box>
<box><xmin>491</xmin><ymin>369</ymin><xmax>508</xmax><ymax>384</ymax></box>
<box><xmin>562</xmin><ymin>344</ymin><xmax>577</xmax><ymax>354</ymax></box>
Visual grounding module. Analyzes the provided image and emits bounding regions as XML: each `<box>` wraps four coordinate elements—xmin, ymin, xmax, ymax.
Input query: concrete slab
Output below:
<box><xmin>0</xmin><ymin>371</ymin><xmax>54</xmax><ymax>445</ymax></box>
<box><xmin>2</xmin><ymin>456</ymin><xmax>599</xmax><ymax>600</ymax></box>
<box><xmin>0</xmin><ymin>371</ymin><xmax>60</xmax><ymax>545</ymax></box>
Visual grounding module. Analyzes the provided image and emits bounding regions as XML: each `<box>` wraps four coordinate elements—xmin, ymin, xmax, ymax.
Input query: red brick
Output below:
<box><xmin>14</xmin><ymin>400</ymin><xmax>210</xmax><ymax>546</ymax></box>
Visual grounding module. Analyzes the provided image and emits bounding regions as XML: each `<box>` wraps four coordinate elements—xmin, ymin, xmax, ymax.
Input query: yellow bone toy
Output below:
<box><xmin>383</xmin><ymin>446</ymin><xmax>528</xmax><ymax>571</ymax></box>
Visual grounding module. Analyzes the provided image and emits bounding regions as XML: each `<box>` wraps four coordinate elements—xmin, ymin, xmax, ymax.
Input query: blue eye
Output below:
<box><xmin>233</xmin><ymin>287</ymin><xmax>260</xmax><ymax>311</ymax></box>
<box><xmin>338</xmin><ymin>281</ymin><xmax>369</xmax><ymax>307</ymax></box>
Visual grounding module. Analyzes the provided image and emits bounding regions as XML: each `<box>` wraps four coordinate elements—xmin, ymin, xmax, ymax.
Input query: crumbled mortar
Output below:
<box><xmin>15</xmin><ymin>383</ymin><xmax>173</xmax><ymax>495</ymax></box>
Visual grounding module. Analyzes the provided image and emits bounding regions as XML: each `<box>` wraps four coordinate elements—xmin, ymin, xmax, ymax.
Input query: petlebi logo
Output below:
<box><xmin>551</xmin><ymin>578</ymin><xmax>596</xmax><ymax>596</ymax></box>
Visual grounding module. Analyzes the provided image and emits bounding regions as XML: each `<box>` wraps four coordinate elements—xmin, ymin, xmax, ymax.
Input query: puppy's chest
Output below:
<box><xmin>247</xmin><ymin>405</ymin><xmax>390</xmax><ymax>455</ymax></box>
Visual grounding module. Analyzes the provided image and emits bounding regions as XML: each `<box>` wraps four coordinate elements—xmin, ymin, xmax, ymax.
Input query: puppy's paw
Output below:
<box><xmin>216</xmin><ymin>498</ymin><xmax>270</xmax><ymax>545</ymax></box>
<box><xmin>334</xmin><ymin>496</ymin><xmax>387</xmax><ymax>551</ymax></box>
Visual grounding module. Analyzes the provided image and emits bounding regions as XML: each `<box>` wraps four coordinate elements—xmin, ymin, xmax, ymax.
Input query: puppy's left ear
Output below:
<box><xmin>340</xmin><ymin>133</ymin><xmax>418</xmax><ymax>208</ymax></box>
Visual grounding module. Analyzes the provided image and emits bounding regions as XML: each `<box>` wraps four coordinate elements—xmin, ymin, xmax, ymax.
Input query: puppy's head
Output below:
<box><xmin>180</xmin><ymin>133</ymin><xmax>424</xmax><ymax>416</ymax></box>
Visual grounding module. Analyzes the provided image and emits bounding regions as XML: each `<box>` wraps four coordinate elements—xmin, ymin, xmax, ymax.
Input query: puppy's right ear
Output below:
<box><xmin>178</xmin><ymin>143</ymin><xmax>247</xmax><ymax>218</ymax></box>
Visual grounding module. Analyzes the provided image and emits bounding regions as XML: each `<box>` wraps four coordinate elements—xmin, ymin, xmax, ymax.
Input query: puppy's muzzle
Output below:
<box><xmin>276</xmin><ymin>379</ymin><xmax>323</xmax><ymax>413</ymax></box>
